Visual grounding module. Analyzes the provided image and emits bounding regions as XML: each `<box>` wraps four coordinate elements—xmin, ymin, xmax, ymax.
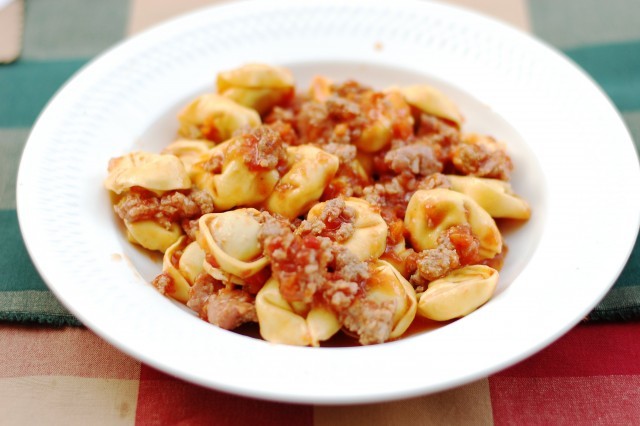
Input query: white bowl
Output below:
<box><xmin>17</xmin><ymin>0</ymin><xmax>640</xmax><ymax>404</ymax></box>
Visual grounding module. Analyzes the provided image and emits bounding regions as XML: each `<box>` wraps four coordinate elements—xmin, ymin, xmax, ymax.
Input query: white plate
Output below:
<box><xmin>17</xmin><ymin>0</ymin><xmax>640</xmax><ymax>404</ymax></box>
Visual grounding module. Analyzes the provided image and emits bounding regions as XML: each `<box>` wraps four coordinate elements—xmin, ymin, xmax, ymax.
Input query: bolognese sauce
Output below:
<box><xmin>105</xmin><ymin>64</ymin><xmax>530</xmax><ymax>346</ymax></box>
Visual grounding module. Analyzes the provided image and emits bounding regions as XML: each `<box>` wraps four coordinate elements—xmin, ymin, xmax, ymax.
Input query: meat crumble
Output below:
<box><xmin>114</xmin><ymin>187</ymin><xmax>214</xmax><ymax>229</ymax></box>
<box><xmin>407</xmin><ymin>224</ymin><xmax>481</xmax><ymax>290</ymax></box>
<box><xmin>341</xmin><ymin>299</ymin><xmax>396</xmax><ymax>345</ymax></box>
<box><xmin>231</xmin><ymin>125</ymin><xmax>289</xmax><ymax>173</ymax></box>
<box><xmin>205</xmin><ymin>289</ymin><xmax>258</xmax><ymax>330</ymax></box>
<box><xmin>363</xmin><ymin>172</ymin><xmax>451</xmax><ymax>222</ymax></box>
<box><xmin>383</xmin><ymin>143</ymin><xmax>443</xmax><ymax>176</ymax></box>
<box><xmin>186</xmin><ymin>272</ymin><xmax>224</xmax><ymax>317</ymax></box>
<box><xmin>258</xmin><ymin>213</ymin><xmax>369</xmax><ymax>309</ymax></box>
<box><xmin>451</xmin><ymin>134</ymin><xmax>513</xmax><ymax>180</ymax></box>
<box><xmin>415</xmin><ymin>113</ymin><xmax>461</xmax><ymax>163</ymax></box>
<box><xmin>296</xmin><ymin>197</ymin><xmax>356</xmax><ymax>243</ymax></box>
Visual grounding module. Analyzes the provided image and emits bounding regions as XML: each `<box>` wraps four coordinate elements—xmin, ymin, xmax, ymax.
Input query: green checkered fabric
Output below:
<box><xmin>0</xmin><ymin>0</ymin><xmax>638</xmax><ymax>325</ymax></box>
<box><xmin>0</xmin><ymin>0</ymin><xmax>127</xmax><ymax>325</ymax></box>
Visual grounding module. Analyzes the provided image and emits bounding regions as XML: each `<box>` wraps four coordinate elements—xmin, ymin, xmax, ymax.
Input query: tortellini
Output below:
<box><xmin>160</xmin><ymin>237</ymin><xmax>206</xmax><ymax>303</ymax></box>
<box><xmin>380</xmin><ymin>240</ymin><xmax>413</xmax><ymax>278</ymax></box>
<box><xmin>191</xmin><ymin>139</ymin><xmax>280</xmax><ymax>211</ymax></box>
<box><xmin>404</xmin><ymin>188</ymin><xmax>502</xmax><ymax>259</ymax></box>
<box><xmin>417</xmin><ymin>265</ymin><xmax>498</xmax><ymax>321</ymax></box>
<box><xmin>446</xmin><ymin>175</ymin><xmax>531</xmax><ymax>219</ymax></box>
<box><xmin>124</xmin><ymin>220</ymin><xmax>183</xmax><ymax>253</ymax></box>
<box><xmin>306</xmin><ymin>197</ymin><xmax>388</xmax><ymax>261</ymax></box>
<box><xmin>354</xmin><ymin>91</ymin><xmax>413</xmax><ymax>153</ymax></box>
<box><xmin>161</xmin><ymin>139</ymin><xmax>215</xmax><ymax>174</ymax></box>
<box><xmin>358</xmin><ymin>260</ymin><xmax>417</xmax><ymax>341</ymax></box>
<box><xmin>105</xmin><ymin>152</ymin><xmax>191</xmax><ymax>252</ymax></box>
<box><xmin>265</xmin><ymin>145</ymin><xmax>339</xmax><ymax>219</ymax></box>
<box><xmin>177</xmin><ymin>94</ymin><xmax>261</xmax><ymax>142</ymax></box>
<box><xmin>104</xmin><ymin>151</ymin><xmax>191</xmax><ymax>195</ymax></box>
<box><xmin>256</xmin><ymin>277</ymin><xmax>341</xmax><ymax>346</ymax></box>
<box><xmin>397</xmin><ymin>84</ymin><xmax>463</xmax><ymax>126</ymax></box>
<box><xmin>217</xmin><ymin>63</ymin><xmax>295</xmax><ymax>115</ymax></box>
<box><xmin>198</xmin><ymin>209</ymin><xmax>269</xmax><ymax>279</ymax></box>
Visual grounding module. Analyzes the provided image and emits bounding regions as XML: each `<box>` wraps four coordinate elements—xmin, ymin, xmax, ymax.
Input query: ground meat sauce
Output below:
<box><xmin>200</xmin><ymin>150</ymin><xmax>224</xmax><ymax>174</ymax></box>
<box><xmin>341</xmin><ymin>299</ymin><xmax>396</xmax><ymax>345</ymax></box>
<box><xmin>114</xmin><ymin>187</ymin><xmax>214</xmax><ymax>229</ymax></box>
<box><xmin>265</xmin><ymin>120</ymin><xmax>298</xmax><ymax>146</ymax></box>
<box><xmin>297</xmin><ymin>198</ymin><xmax>356</xmax><ymax>243</ymax></box>
<box><xmin>415</xmin><ymin>114</ymin><xmax>461</xmax><ymax>163</ymax></box>
<box><xmin>319</xmin><ymin>144</ymin><xmax>371</xmax><ymax>199</ymax></box>
<box><xmin>112</xmin><ymin>69</ymin><xmax>528</xmax><ymax>346</ymax></box>
<box><xmin>445</xmin><ymin>224</ymin><xmax>481</xmax><ymax>266</ymax></box>
<box><xmin>186</xmin><ymin>273</ymin><xmax>224</xmax><ymax>318</ymax></box>
<box><xmin>152</xmin><ymin>272</ymin><xmax>175</xmax><ymax>296</ymax></box>
<box><xmin>264</xmin><ymin>104</ymin><xmax>298</xmax><ymax>128</ymax></box>
<box><xmin>363</xmin><ymin>172</ymin><xmax>426</xmax><ymax>221</ymax></box>
<box><xmin>294</xmin><ymin>80</ymin><xmax>415</xmax><ymax>148</ymax></box>
<box><xmin>241</xmin><ymin>266</ymin><xmax>272</xmax><ymax>295</ymax></box>
<box><xmin>231</xmin><ymin>126</ymin><xmax>288</xmax><ymax>173</ymax></box>
<box><xmin>296</xmin><ymin>97</ymin><xmax>367</xmax><ymax>145</ymax></box>
<box><xmin>259</xmin><ymin>212</ymin><xmax>369</xmax><ymax>318</ymax></box>
<box><xmin>451</xmin><ymin>134</ymin><xmax>513</xmax><ymax>180</ymax></box>
<box><xmin>380</xmin><ymin>218</ymin><xmax>405</xmax><ymax>264</ymax></box>
<box><xmin>205</xmin><ymin>289</ymin><xmax>258</xmax><ymax>330</ymax></box>
<box><xmin>321</xmin><ymin>168</ymin><xmax>370</xmax><ymax>199</ymax></box>
<box><xmin>180</xmin><ymin>219</ymin><xmax>199</xmax><ymax>241</ymax></box>
<box><xmin>169</xmin><ymin>246</ymin><xmax>184</xmax><ymax>269</ymax></box>
<box><xmin>384</xmin><ymin>143</ymin><xmax>443</xmax><ymax>176</ymax></box>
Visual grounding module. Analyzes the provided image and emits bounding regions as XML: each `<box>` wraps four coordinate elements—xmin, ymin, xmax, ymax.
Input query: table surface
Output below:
<box><xmin>1</xmin><ymin>0</ymin><xmax>639</xmax><ymax>424</ymax></box>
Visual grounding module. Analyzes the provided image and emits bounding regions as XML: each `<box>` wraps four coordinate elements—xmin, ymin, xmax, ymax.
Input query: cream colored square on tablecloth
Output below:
<box><xmin>0</xmin><ymin>376</ymin><xmax>139</xmax><ymax>425</ymax></box>
<box><xmin>314</xmin><ymin>379</ymin><xmax>494</xmax><ymax>425</ymax></box>
<box><xmin>445</xmin><ymin>0</ymin><xmax>530</xmax><ymax>31</ymax></box>
<box><xmin>127</xmin><ymin>0</ymin><xmax>531</xmax><ymax>35</ymax></box>
<box><xmin>0</xmin><ymin>0</ymin><xmax>23</xmax><ymax>63</ymax></box>
<box><xmin>127</xmin><ymin>0</ymin><xmax>231</xmax><ymax>35</ymax></box>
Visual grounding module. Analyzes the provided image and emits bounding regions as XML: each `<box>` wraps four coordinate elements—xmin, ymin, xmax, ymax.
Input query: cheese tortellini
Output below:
<box><xmin>217</xmin><ymin>63</ymin><xmax>295</xmax><ymax>115</ymax></box>
<box><xmin>161</xmin><ymin>139</ymin><xmax>215</xmax><ymax>174</ymax></box>
<box><xmin>198</xmin><ymin>209</ymin><xmax>269</xmax><ymax>279</ymax></box>
<box><xmin>446</xmin><ymin>175</ymin><xmax>531</xmax><ymax>219</ymax></box>
<box><xmin>178</xmin><ymin>93</ymin><xmax>261</xmax><ymax>142</ymax></box>
<box><xmin>265</xmin><ymin>145</ymin><xmax>339</xmax><ymax>219</ymax></box>
<box><xmin>306</xmin><ymin>197</ymin><xmax>388</xmax><ymax>261</ymax></box>
<box><xmin>191</xmin><ymin>139</ymin><xmax>280</xmax><ymax>210</ymax></box>
<box><xmin>352</xmin><ymin>260</ymin><xmax>417</xmax><ymax>342</ymax></box>
<box><xmin>104</xmin><ymin>151</ymin><xmax>191</xmax><ymax>195</ymax></box>
<box><xmin>417</xmin><ymin>265</ymin><xmax>499</xmax><ymax>321</ymax></box>
<box><xmin>124</xmin><ymin>220</ymin><xmax>183</xmax><ymax>253</ymax></box>
<box><xmin>256</xmin><ymin>277</ymin><xmax>341</xmax><ymax>346</ymax></box>
<box><xmin>106</xmin><ymin>64</ymin><xmax>531</xmax><ymax>347</ymax></box>
<box><xmin>160</xmin><ymin>237</ymin><xmax>206</xmax><ymax>303</ymax></box>
<box><xmin>105</xmin><ymin>151</ymin><xmax>193</xmax><ymax>252</ymax></box>
<box><xmin>405</xmin><ymin>188</ymin><xmax>503</xmax><ymax>260</ymax></box>
<box><xmin>397</xmin><ymin>84</ymin><xmax>463</xmax><ymax>126</ymax></box>
<box><xmin>353</xmin><ymin>91</ymin><xmax>413</xmax><ymax>153</ymax></box>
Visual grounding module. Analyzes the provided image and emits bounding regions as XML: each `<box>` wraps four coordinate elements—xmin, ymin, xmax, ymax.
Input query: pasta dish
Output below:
<box><xmin>104</xmin><ymin>64</ymin><xmax>530</xmax><ymax>346</ymax></box>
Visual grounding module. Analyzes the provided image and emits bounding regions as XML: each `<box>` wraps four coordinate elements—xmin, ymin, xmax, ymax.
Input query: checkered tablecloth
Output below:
<box><xmin>1</xmin><ymin>0</ymin><xmax>639</xmax><ymax>423</ymax></box>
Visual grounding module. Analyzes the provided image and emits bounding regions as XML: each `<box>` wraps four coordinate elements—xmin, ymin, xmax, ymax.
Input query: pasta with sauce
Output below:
<box><xmin>104</xmin><ymin>63</ymin><xmax>531</xmax><ymax>346</ymax></box>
